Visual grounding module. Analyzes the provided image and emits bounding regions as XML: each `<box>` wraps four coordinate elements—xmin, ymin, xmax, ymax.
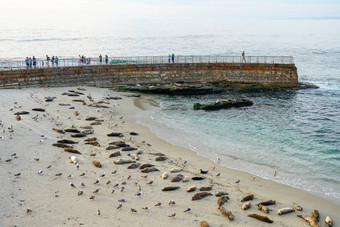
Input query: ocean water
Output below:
<box><xmin>1</xmin><ymin>19</ymin><xmax>339</xmax><ymax>200</ymax></box>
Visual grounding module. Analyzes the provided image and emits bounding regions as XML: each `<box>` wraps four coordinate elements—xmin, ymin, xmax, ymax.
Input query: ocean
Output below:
<box><xmin>1</xmin><ymin>19</ymin><xmax>339</xmax><ymax>200</ymax></box>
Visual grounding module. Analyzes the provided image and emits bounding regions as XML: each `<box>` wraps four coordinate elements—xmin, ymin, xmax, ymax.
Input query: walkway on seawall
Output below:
<box><xmin>0</xmin><ymin>56</ymin><xmax>298</xmax><ymax>89</ymax></box>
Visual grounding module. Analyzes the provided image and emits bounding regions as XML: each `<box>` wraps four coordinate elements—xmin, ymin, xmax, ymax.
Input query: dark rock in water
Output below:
<box><xmin>107</xmin><ymin>132</ymin><xmax>123</xmax><ymax>137</ymax></box>
<box><xmin>193</xmin><ymin>99</ymin><xmax>253</xmax><ymax>111</ymax></box>
<box><xmin>32</xmin><ymin>108</ymin><xmax>45</xmax><ymax>112</ymax></box>
<box><xmin>299</xmin><ymin>82</ymin><xmax>319</xmax><ymax>89</ymax></box>
<box><xmin>14</xmin><ymin>111</ymin><xmax>30</xmax><ymax>115</ymax></box>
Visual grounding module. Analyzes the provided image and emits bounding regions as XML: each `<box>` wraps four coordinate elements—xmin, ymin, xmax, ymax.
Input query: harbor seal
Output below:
<box><xmin>248</xmin><ymin>213</ymin><xmax>273</xmax><ymax>223</ymax></box>
<box><xmin>192</xmin><ymin>192</ymin><xmax>212</xmax><ymax>201</ymax></box>
<box><xmin>277</xmin><ymin>207</ymin><xmax>295</xmax><ymax>215</ymax></box>
<box><xmin>219</xmin><ymin>207</ymin><xmax>234</xmax><ymax>221</ymax></box>
<box><xmin>241</xmin><ymin>194</ymin><xmax>254</xmax><ymax>202</ymax></box>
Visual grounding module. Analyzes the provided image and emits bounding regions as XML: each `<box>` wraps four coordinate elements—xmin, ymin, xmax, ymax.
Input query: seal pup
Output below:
<box><xmin>312</xmin><ymin>210</ymin><xmax>319</xmax><ymax>221</ymax></box>
<box><xmin>200</xmin><ymin>220</ymin><xmax>209</xmax><ymax>227</ymax></box>
<box><xmin>186</xmin><ymin>185</ymin><xmax>196</xmax><ymax>192</ymax></box>
<box><xmin>242</xmin><ymin>201</ymin><xmax>251</xmax><ymax>210</ymax></box>
<box><xmin>297</xmin><ymin>215</ymin><xmax>318</xmax><ymax>227</ymax></box>
<box><xmin>162</xmin><ymin>186</ymin><xmax>180</xmax><ymax>191</ymax></box>
<box><xmin>293</xmin><ymin>203</ymin><xmax>303</xmax><ymax>211</ymax></box>
<box><xmin>325</xmin><ymin>216</ymin><xmax>333</xmax><ymax>226</ymax></box>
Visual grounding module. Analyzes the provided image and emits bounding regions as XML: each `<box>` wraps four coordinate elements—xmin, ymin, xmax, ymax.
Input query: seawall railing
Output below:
<box><xmin>0</xmin><ymin>55</ymin><xmax>294</xmax><ymax>71</ymax></box>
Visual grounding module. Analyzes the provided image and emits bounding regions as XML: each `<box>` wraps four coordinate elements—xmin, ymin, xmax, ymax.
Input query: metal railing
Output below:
<box><xmin>0</xmin><ymin>55</ymin><xmax>294</xmax><ymax>71</ymax></box>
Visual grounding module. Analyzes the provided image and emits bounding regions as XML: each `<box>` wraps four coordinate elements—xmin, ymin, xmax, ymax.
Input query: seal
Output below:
<box><xmin>122</xmin><ymin>147</ymin><xmax>137</xmax><ymax>151</ymax></box>
<box><xmin>92</xmin><ymin>160</ymin><xmax>102</xmax><ymax>168</ymax></box>
<box><xmin>155</xmin><ymin>156</ymin><xmax>167</xmax><ymax>161</ymax></box>
<box><xmin>64</xmin><ymin>148</ymin><xmax>81</xmax><ymax>154</ymax></box>
<box><xmin>140</xmin><ymin>163</ymin><xmax>154</xmax><ymax>169</ymax></box>
<box><xmin>64</xmin><ymin>129</ymin><xmax>80</xmax><ymax>133</ymax></box>
<box><xmin>141</xmin><ymin>167</ymin><xmax>159</xmax><ymax>173</ymax></box>
<box><xmin>278</xmin><ymin>207</ymin><xmax>295</xmax><ymax>215</ymax></box>
<box><xmin>257</xmin><ymin>200</ymin><xmax>276</xmax><ymax>206</ymax></box>
<box><xmin>199</xmin><ymin>185</ymin><xmax>213</xmax><ymax>191</ymax></box>
<box><xmin>161</xmin><ymin>172</ymin><xmax>168</xmax><ymax>179</ymax></box>
<box><xmin>107</xmin><ymin>132</ymin><xmax>123</xmax><ymax>137</ymax></box>
<box><xmin>200</xmin><ymin>220</ymin><xmax>209</xmax><ymax>227</ymax></box>
<box><xmin>127</xmin><ymin>163</ymin><xmax>141</xmax><ymax>169</ymax></box>
<box><xmin>186</xmin><ymin>185</ymin><xmax>196</xmax><ymax>192</ymax></box>
<box><xmin>241</xmin><ymin>194</ymin><xmax>254</xmax><ymax>202</ymax></box>
<box><xmin>257</xmin><ymin>204</ymin><xmax>269</xmax><ymax>214</ymax></box>
<box><xmin>217</xmin><ymin>195</ymin><xmax>229</xmax><ymax>208</ymax></box>
<box><xmin>248</xmin><ymin>213</ymin><xmax>273</xmax><ymax>223</ymax></box>
<box><xmin>242</xmin><ymin>201</ymin><xmax>251</xmax><ymax>210</ymax></box>
<box><xmin>192</xmin><ymin>176</ymin><xmax>205</xmax><ymax>181</ymax></box>
<box><xmin>53</xmin><ymin>128</ymin><xmax>65</xmax><ymax>134</ymax></box>
<box><xmin>219</xmin><ymin>207</ymin><xmax>234</xmax><ymax>221</ymax></box>
<box><xmin>325</xmin><ymin>216</ymin><xmax>333</xmax><ymax>226</ymax></box>
<box><xmin>162</xmin><ymin>186</ymin><xmax>180</xmax><ymax>191</ymax></box>
<box><xmin>192</xmin><ymin>192</ymin><xmax>212</xmax><ymax>201</ymax></box>
<box><xmin>57</xmin><ymin>139</ymin><xmax>77</xmax><ymax>144</ymax></box>
<box><xmin>293</xmin><ymin>203</ymin><xmax>303</xmax><ymax>211</ymax></box>
<box><xmin>109</xmin><ymin>151</ymin><xmax>121</xmax><ymax>158</ymax></box>
<box><xmin>170</xmin><ymin>168</ymin><xmax>182</xmax><ymax>173</ymax></box>
<box><xmin>215</xmin><ymin>192</ymin><xmax>228</xmax><ymax>197</ymax></box>
<box><xmin>85</xmin><ymin>141</ymin><xmax>100</xmax><ymax>147</ymax></box>
<box><xmin>114</xmin><ymin>159</ymin><xmax>136</xmax><ymax>165</ymax></box>
<box><xmin>15</xmin><ymin>114</ymin><xmax>21</xmax><ymax>121</ymax></box>
<box><xmin>297</xmin><ymin>215</ymin><xmax>318</xmax><ymax>227</ymax></box>
<box><xmin>312</xmin><ymin>210</ymin><xmax>319</xmax><ymax>221</ymax></box>
<box><xmin>182</xmin><ymin>176</ymin><xmax>190</xmax><ymax>182</ymax></box>
<box><xmin>171</xmin><ymin>174</ymin><xmax>184</xmax><ymax>182</ymax></box>
<box><xmin>106</xmin><ymin>145</ymin><xmax>120</xmax><ymax>150</ymax></box>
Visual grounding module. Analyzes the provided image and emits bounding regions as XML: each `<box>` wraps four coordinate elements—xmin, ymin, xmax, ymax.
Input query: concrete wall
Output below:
<box><xmin>0</xmin><ymin>63</ymin><xmax>298</xmax><ymax>89</ymax></box>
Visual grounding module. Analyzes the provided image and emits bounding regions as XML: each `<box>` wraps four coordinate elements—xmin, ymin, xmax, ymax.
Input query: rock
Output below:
<box><xmin>194</xmin><ymin>99</ymin><xmax>253</xmax><ymax>111</ymax></box>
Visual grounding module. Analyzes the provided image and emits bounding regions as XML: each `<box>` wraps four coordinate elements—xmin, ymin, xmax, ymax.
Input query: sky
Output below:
<box><xmin>1</xmin><ymin>0</ymin><xmax>340</xmax><ymax>26</ymax></box>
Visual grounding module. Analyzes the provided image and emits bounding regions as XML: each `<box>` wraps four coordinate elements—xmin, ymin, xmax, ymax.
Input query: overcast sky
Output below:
<box><xmin>1</xmin><ymin>0</ymin><xmax>340</xmax><ymax>26</ymax></box>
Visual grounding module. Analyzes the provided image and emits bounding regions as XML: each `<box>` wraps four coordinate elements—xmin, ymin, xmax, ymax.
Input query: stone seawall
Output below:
<box><xmin>0</xmin><ymin>63</ymin><xmax>298</xmax><ymax>89</ymax></box>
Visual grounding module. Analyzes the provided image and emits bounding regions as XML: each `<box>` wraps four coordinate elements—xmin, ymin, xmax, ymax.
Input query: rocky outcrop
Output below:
<box><xmin>193</xmin><ymin>99</ymin><xmax>253</xmax><ymax>110</ymax></box>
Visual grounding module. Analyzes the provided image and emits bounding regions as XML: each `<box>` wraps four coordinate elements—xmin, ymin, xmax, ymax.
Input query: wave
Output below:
<box><xmin>16</xmin><ymin>38</ymin><xmax>82</xmax><ymax>42</ymax></box>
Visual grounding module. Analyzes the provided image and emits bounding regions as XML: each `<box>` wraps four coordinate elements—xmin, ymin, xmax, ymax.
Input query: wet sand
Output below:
<box><xmin>0</xmin><ymin>87</ymin><xmax>339</xmax><ymax>227</ymax></box>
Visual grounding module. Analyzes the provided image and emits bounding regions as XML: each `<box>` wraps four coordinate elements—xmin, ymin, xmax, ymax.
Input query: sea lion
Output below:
<box><xmin>257</xmin><ymin>204</ymin><xmax>270</xmax><ymax>214</ymax></box>
<box><xmin>127</xmin><ymin>163</ymin><xmax>141</xmax><ymax>169</ymax></box>
<box><xmin>241</xmin><ymin>194</ymin><xmax>254</xmax><ymax>202</ymax></box>
<box><xmin>113</xmin><ymin>159</ymin><xmax>136</xmax><ymax>165</ymax></box>
<box><xmin>32</xmin><ymin>108</ymin><xmax>45</xmax><ymax>112</ymax></box>
<box><xmin>57</xmin><ymin>139</ymin><xmax>78</xmax><ymax>144</ymax></box>
<box><xmin>53</xmin><ymin>128</ymin><xmax>64</xmax><ymax>134</ymax></box>
<box><xmin>109</xmin><ymin>151</ymin><xmax>121</xmax><ymax>158</ymax></box>
<box><xmin>182</xmin><ymin>176</ymin><xmax>190</xmax><ymax>182</ymax></box>
<box><xmin>325</xmin><ymin>216</ymin><xmax>333</xmax><ymax>226</ymax></box>
<box><xmin>162</xmin><ymin>186</ymin><xmax>181</xmax><ymax>191</ymax></box>
<box><xmin>122</xmin><ymin>147</ymin><xmax>137</xmax><ymax>151</ymax></box>
<box><xmin>107</xmin><ymin>132</ymin><xmax>123</xmax><ymax>137</ymax></box>
<box><xmin>64</xmin><ymin>129</ymin><xmax>80</xmax><ymax>133</ymax></box>
<box><xmin>199</xmin><ymin>185</ymin><xmax>213</xmax><ymax>191</ymax></box>
<box><xmin>141</xmin><ymin>167</ymin><xmax>159</xmax><ymax>173</ymax></box>
<box><xmin>248</xmin><ymin>213</ymin><xmax>273</xmax><ymax>223</ymax></box>
<box><xmin>312</xmin><ymin>210</ymin><xmax>320</xmax><ymax>221</ymax></box>
<box><xmin>257</xmin><ymin>200</ymin><xmax>276</xmax><ymax>206</ymax></box>
<box><xmin>277</xmin><ymin>207</ymin><xmax>295</xmax><ymax>215</ymax></box>
<box><xmin>217</xmin><ymin>195</ymin><xmax>229</xmax><ymax>208</ymax></box>
<box><xmin>64</xmin><ymin>148</ymin><xmax>81</xmax><ymax>154</ymax></box>
<box><xmin>215</xmin><ymin>192</ymin><xmax>229</xmax><ymax>197</ymax></box>
<box><xmin>293</xmin><ymin>203</ymin><xmax>303</xmax><ymax>211</ymax></box>
<box><xmin>242</xmin><ymin>201</ymin><xmax>251</xmax><ymax>210</ymax></box>
<box><xmin>92</xmin><ymin>160</ymin><xmax>102</xmax><ymax>168</ymax></box>
<box><xmin>200</xmin><ymin>221</ymin><xmax>209</xmax><ymax>227</ymax></box>
<box><xmin>297</xmin><ymin>215</ymin><xmax>319</xmax><ymax>227</ymax></box>
<box><xmin>155</xmin><ymin>156</ymin><xmax>167</xmax><ymax>161</ymax></box>
<box><xmin>161</xmin><ymin>172</ymin><xmax>168</xmax><ymax>179</ymax></box>
<box><xmin>170</xmin><ymin>168</ymin><xmax>182</xmax><ymax>173</ymax></box>
<box><xmin>140</xmin><ymin>163</ymin><xmax>154</xmax><ymax>169</ymax></box>
<box><xmin>171</xmin><ymin>174</ymin><xmax>184</xmax><ymax>182</ymax></box>
<box><xmin>192</xmin><ymin>192</ymin><xmax>212</xmax><ymax>201</ymax></box>
<box><xmin>85</xmin><ymin>141</ymin><xmax>100</xmax><ymax>147</ymax></box>
<box><xmin>71</xmin><ymin>133</ymin><xmax>86</xmax><ymax>138</ymax></box>
<box><xmin>186</xmin><ymin>185</ymin><xmax>196</xmax><ymax>192</ymax></box>
<box><xmin>218</xmin><ymin>207</ymin><xmax>234</xmax><ymax>221</ymax></box>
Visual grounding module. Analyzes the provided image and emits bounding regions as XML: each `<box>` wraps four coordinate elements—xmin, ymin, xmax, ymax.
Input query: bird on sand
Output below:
<box><xmin>200</xmin><ymin>169</ymin><xmax>208</xmax><ymax>174</ymax></box>
<box><xmin>184</xmin><ymin>207</ymin><xmax>192</xmax><ymax>212</ymax></box>
<box><xmin>169</xmin><ymin>213</ymin><xmax>176</xmax><ymax>218</ymax></box>
<box><xmin>154</xmin><ymin>202</ymin><xmax>162</xmax><ymax>207</ymax></box>
<box><xmin>169</xmin><ymin>200</ymin><xmax>176</xmax><ymax>206</ymax></box>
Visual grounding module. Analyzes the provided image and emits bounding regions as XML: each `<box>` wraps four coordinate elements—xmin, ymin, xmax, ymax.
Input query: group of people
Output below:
<box><xmin>45</xmin><ymin>55</ymin><xmax>59</xmax><ymax>67</ymax></box>
<box><xmin>168</xmin><ymin>53</ymin><xmax>175</xmax><ymax>63</ymax></box>
<box><xmin>98</xmin><ymin>54</ymin><xmax>109</xmax><ymax>64</ymax></box>
<box><xmin>25</xmin><ymin>56</ymin><xmax>38</xmax><ymax>69</ymax></box>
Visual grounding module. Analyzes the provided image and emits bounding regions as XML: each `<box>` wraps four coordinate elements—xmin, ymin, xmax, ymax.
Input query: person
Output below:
<box><xmin>25</xmin><ymin>57</ymin><xmax>29</xmax><ymax>69</ymax></box>
<box><xmin>51</xmin><ymin>56</ymin><xmax>55</xmax><ymax>66</ymax></box>
<box><xmin>171</xmin><ymin>53</ymin><xmax>175</xmax><ymax>63</ymax></box>
<box><xmin>29</xmin><ymin>57</ymin><xmax>32</xmax><ymax>68</ymax></box>
<box><xmin>242</xmin><ymin>51</ymin><xmax>246</xmax><ymax>63</ymax></box>
<box><xmin>168</xmin><ymin>54</ymin><xmax>171</xmax><ymax>63</ymax></box>
<box><xmin>32</xmin><ymin>56</ymin><xmax>37</xmax><ymax>68</ymax></box>
<box><xmin>55</xmin><ymin>56</ymin><xmax>59</xmax><ymax>66</ymax></box>
<box><xmin>105</xmin><ymin>55</ymin><xmax>108</xmax><ymax>64</ymax></box>
<box><xmin>99</xmin><ymin>54</ymin><xmax>102</xmax><ymax>64</ymax></box>
<box><xmin>46</xmin><ymin>55</ymin><xmax>50</xmax><ymax>67</ymax></box>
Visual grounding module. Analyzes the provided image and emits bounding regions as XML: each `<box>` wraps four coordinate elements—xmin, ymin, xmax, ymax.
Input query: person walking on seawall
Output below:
<box><xmin>29</xmin><ymin>57</ymin><xmax>32</xmax><ymax>68</ymax></box>
<box><xmin>105</xmin><ymin>55</ymin><xmax>109</xmax><ymax>64</ymax></box>
<box><xmin>99</xmin><ymin>54</ymin><xmax>102</xmax><ymax>64</ymax></box>
<box><xmin>171</xmin><ymin>53</ymin><xmax>175</xmax><ymax>63</ymax></box>
<box><xmin>46</xmin><ymin>55</ymin><xmax>50</xmax><ymax>67</ymax></box>
<box><xmin>51</xmin><ymin>56</ymin><xmax>55</xmax><ymax>66</ymax></box>
<box><xmin>55</xmin><ymin>56</ymin><xmax>59</xmax><ymax>66</ymax></box>
<box><xmin>168</xmin><ymin>54</ymin><xmax>171</xmax><ymax>63</ymax></box>
<box><xmin>25</xmin><ymin>57</ymin><xmax>29</xmax><ymax>69</ymax></box>
<box><xmin>33</xmin><ymin>56</ymin><xmax>37</xmax><ymax>68</ymax></box>
<box><xmin>242</xmin><ymin>51</ymin><xmax>246</xmax><ymax>63</ymax></box>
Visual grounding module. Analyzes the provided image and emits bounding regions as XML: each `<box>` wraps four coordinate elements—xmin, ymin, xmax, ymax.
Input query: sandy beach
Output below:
<box><xmin>0</xmin><ymin>86</ymin><xmax>339</xmax><ymax>227</ymax></box>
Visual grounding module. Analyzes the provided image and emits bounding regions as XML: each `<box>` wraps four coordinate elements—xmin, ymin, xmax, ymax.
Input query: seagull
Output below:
<box><xmin>97</xmin><ymin>209</ymin><xmax>100</xmax><ymax>215</ymax></box>
<box><xmin>70</xmin><ymin>182</ymin><xmax>76</xmax><ymax>188</ymax></box>
<box><xmin>147</xmin><ymin>180</ymin><xmax>153</xmax><ymax>185</ymax></box>
<box><xmin>154</xmin><ymin>202</ymin><xmax>162</xmax><ymax>207</ymax></box>
<box><xmin>168</xmin><ymin>213</ymin><xmax>176</xmax><ymax>218</ymax></box>
<box><xmin>130</xmin><ymin>208</ymin><xmax>137</xmax><ymax>213</ymax></box>
<box><xmin>142</xmin><ymin>206</ymin><xmax>150</xmax><ymax>211</ymax></box>
<box><xmin>81</xmin><ymin>182</ymin><xmax>85</xmax><ymax>187</ymax></box>
<box><xmin>216</xmin><ymin>173</ymin><xmax>221</xmax><ymax>177</ymax></box>
<box><xmin>118</xmin><ymin>198</ymin><xmax>126</xmax><ymax>202</ymax></box>
<box><xmin>111</xmin><ymin>170</ymin><xmax>117</xmax><ymax>174</ymax></box>
<box><xmin>55</xmin><ymin>173</ymin><xmax>62</xmax><ymax>176</ymax></box>
<box><xmin>11</xmin><ymin>153</ymin><xmax>17</xmax><ymax>156</ymax></box>
<box><xmin>169</xmin><ymin>200</ymin><xmax>176</xmax><ymax>205</ymax></box>
<box><xmin>113</xmin><ymin>183</ymin><xmax>119</xmax><ymax>188</ymax></box>
<box><xmin>106</xmin><ymin>180</ymin><xmax>111</xmax><ymax>185</ymax></box>
<box><xmin>68</xmin><ymin>174</ymin><xmax>73</xmax><ymax>178</ymax></box>
<box><xmin>76</xmin><ymin>163</ymin><xmax>79</xmax><ymax>169</ymax></box>
<box><xmin>78</xmin><ymin>190</ymin><xmax>83</xmax><ymax>195</ymax></box>
<box><xmin>200</xmin><ymin>169</ymin><xmax>208</xmax><ymax>174</ymax></box>
<box><xmin>127</xmin><ymin>175</ymin><xmax>131</xmax><ymax>180</ymax></box>
<box><xmin>38</xmin><ymin>170</ymin><xmax>43</xmax><ymax>174</ymax></box>
<box><xmin>26</xmin><ymin>208</ymin><xmax>32</xmax><ymax>214</ymax></box>
<box><xmin>111</xmin><ymin>189</ymin><xmax>116</xmax><ymax>194</ymax></box>
<box><xmin>93</xmin><ymin>188</ymin><xmax>100</xmax><ymax>193</ymax></box>
<box><xmin>94</xmin><ymin>179</ymin><xmax>100</xmax><ymax>184</ymax></box>
<box><xmin>120</xmin><ymin>186</ymin><xmax>125</xmax><ymax>192</ymax></box>
<box><xmin>235</xmin><ymin>179</ymin><xmax>240</xmax><ymax>184</ymax></box>
<box><xmin>89</xmin><ymin>195</ymin><xmax>95</xmax><ymax>200</ymax></box>
<box><xmin>100</xmin><ymin>172</ymin><xmax>106</xmax><ymax>177</ymax></box>
<box><xmin>184</xmin><ymin>207</ymin><xmax>192</xmax><ymax>212</ymax></box>
<box><xmin>135</xmin><ymin>191</ymin><xmax>142</xmax><ymax>197</ymax></box>
<box><xmin>117</xmin><ymin>204</ymin><xmax>123</xmax><ymax>209</ymax></box>
<box><xmin>80</xmin><ymin>172</ymin><xmax>86</xmax><ymax>176</ymax></box>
